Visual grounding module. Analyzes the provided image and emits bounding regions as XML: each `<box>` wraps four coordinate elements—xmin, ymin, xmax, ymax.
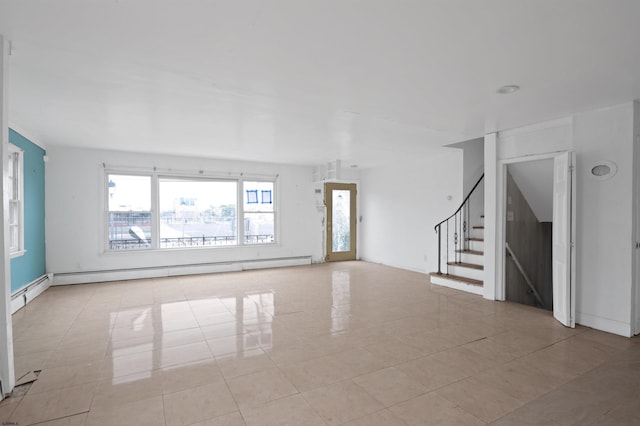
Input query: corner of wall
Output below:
<box><xmin>483</xmin><ymin>133</ymin><xmax>498</xmax><ymax>301</ymax></box>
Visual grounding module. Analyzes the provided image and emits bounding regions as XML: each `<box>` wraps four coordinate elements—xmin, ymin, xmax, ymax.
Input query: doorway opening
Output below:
<box><xmin>325</xmin><ymin>183</ymin><xmax>356</xmax><ymax>261</ymax></box>
<box><xmin>498</xmin><ymin>151</ymin><xmax>575</xmax><ymax>327</ymax></box>
<box><xmin>505</xmin><ymin>160</ymin><xmax>554</xmax><ymax>311</ymax></box>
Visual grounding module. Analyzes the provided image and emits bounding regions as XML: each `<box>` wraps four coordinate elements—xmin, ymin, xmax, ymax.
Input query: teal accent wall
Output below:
<box><xmin>9</xmin><ymin>129</ymin><xmax>46</xmax><ymax>293</ymax></box>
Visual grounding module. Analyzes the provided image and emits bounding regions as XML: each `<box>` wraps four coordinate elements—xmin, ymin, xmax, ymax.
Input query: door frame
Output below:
<box><xmin>634</xmin><ymin>132</ymin><xmax>640</xmax><ymax>335</ymax></box>
<box><xmin>0</xmin><ymin>36</ymin><xmax>14</xmax><ymax>397</ymax></box>
<box><xmin>324</xmin><ymin>182</ymin><xmax>358</xmax><ymax>262</ymax></box>
<box><xmin>495</xmin><ymin>151</ymin><xmax>576</xmax><ymax>326</ymax></box>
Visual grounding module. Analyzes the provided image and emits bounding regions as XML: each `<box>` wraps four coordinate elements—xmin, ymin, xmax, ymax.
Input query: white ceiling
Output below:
<box><xmin>1</xmin><ymin>1</ymin><xmax>640</xmax><ymax>168</ymax></box>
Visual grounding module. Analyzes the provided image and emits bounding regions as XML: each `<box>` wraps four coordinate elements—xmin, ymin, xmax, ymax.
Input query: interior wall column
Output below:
<box><xmin>483</xmin><ymin>133</ymin><xmax>499</xmax><ymax>300</ymax></box>
<box><xmin>0</xmin><ymin>34</ymin><xmax>15</xmax><ymax>395</ymax></box>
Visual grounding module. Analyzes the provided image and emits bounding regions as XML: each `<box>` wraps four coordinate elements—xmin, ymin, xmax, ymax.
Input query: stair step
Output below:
<box><xmin>447</xmin><ymin>261</ymin><xmax>483</xmax><ymax>270</ymax></box>
<box><xmin>466</xmin><ymin>237</ymin><xmax>484</xmax><ymax>242</ymax></box>
<box><xmin>429</xmin><ymin>272</ymin><xmax>483</xmax><ymax>287</ymax></box>
<box><xmin>456</xmin><ymin>249</ymin><xmax>484</xmax><ymax>255</ymax></box>
<box><xmin>473</xmin><ymin>226</ymin><xmax>484</xmax><ymax>229</ymax></box>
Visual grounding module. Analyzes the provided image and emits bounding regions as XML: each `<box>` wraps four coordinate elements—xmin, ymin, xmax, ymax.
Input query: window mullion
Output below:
<box><xmin>151</xmin><ymin>174</ymin><xmax>160</xmax><ymax>249</ymax></box>
<box><xmin>238</xmin><ymin>178</ymin><xmax>245</xmax><ymax>245</ymax></box>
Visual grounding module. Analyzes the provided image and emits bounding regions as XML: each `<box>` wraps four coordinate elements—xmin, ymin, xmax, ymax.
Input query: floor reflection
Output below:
<box><xmin>331</xmin><ymin>270</ymin><xmax>351</xmax><ymax>333</ymax></box>
<box><xmin>107</xmin><ymin>291</ymin><xmax>275</xmax><ymax>383</ymax></box>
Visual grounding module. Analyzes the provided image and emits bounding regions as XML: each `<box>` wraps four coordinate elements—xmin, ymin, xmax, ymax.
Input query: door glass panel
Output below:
<box><xmin>332</xmin><ymin>190</ymin><xmax>351</xmax><ymax>252</ymax></box>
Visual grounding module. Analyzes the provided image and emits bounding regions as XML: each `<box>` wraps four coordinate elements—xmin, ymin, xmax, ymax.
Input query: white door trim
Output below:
<box><xmin>495</xmin><ymin>150</ymin><xmax>576</xmax><ymax>327</ymax></box>
<box><xmin>0</xmin><ymin>35</ymin><xmax>15</xmax><ymax>397</ymax></box>
<box><xmin>631</xmin><ymin>131</ymin><xmax>640</xmax><ymax>336</ymax></box>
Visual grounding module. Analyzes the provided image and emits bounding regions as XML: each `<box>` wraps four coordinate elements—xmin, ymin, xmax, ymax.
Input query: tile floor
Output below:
<box><xmin>2</xmin><ymin>261</ymin><xmax>639</xmax><ymax>425</ymax></box>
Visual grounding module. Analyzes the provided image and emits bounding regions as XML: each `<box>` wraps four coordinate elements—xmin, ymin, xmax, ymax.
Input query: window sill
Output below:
<box><xmin>10</xmin><ymin>249</ymin><xmax>26</xmax><ymax>259</ymax></box>
<box><xmin>102</xmin><ymin>242</ymin><xmax>279</xmax><ymax>255</ymax></box>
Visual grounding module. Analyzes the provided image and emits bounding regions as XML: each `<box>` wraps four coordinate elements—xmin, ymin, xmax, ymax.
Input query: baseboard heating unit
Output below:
<box><xmin>11</xmin><ymin>274</ymin><xmax>52</xmax><ymax>314</ymax></box>
<box><xmin>52</xmin><ymin>256</ymin><xmax>312</xmax><ymax>286</ymax></box>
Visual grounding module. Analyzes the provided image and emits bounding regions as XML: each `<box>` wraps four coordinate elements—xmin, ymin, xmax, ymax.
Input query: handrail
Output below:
<box><xmin>434</xmin><ymin>173</ymin><xmax>484</xmax><ymax>274</ymax></box>
<box><xmin>434</xmin><ymin>174</ymin><xmax>484</xmax><ymax>231</ymax></box>
<box><xmin>505</xmin><ymin>242</ymin><xmax>546</xmax><ymax>308</ymax></box>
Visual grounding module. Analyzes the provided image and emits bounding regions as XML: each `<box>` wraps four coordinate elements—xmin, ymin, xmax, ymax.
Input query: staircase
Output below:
<box><xmin>430</xmin><ymin>174</ymin><xmax>485</xmax><ymax>296</ymax></box>
<box><xmin>430</xmin><ymin>215</ymin><xmax>484</xmax><ymax>295</ymax></box>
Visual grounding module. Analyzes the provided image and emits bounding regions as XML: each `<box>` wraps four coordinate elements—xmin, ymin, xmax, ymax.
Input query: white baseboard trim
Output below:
<box><xmin>576</xmin><ymin>311</ymin><xmax>632</xmax><ymax>337</ymax></box>
<box><xmin>11</xmin><ymin>274</ymin><xmax>52</xmax><ymax>314</ymax></box>
<box><xmin>51</xmin><ymin>256</ymin><xmax>312</xmax><ymax>286</ymax></box>
<box><xmin>358</xmin><ymin>257</ymin><xmax>428</xmax><ymax>275</ymax></box>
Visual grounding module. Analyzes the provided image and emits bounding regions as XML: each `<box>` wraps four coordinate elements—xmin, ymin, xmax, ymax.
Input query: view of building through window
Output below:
<box><xmin>244</xmin><ymin>181</ymin><xmax>275</xmax><ymax>244</ymax></box>
<box><xmin>108</xmin><ymin>174</ymin><xmax>151</xmax><ymax>250</ymax></box>
<box><xmin>159</xmin><ymin>178</ymin><xmax>237</xmax><ymax>247</ymax></box>
<box><xmin>107</xmin><ymin>174</ymin><xmax>275</xmax><ymax>250</ymax></box>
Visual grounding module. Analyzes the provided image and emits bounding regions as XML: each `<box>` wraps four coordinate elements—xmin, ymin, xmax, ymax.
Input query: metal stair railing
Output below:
<box><xmin>434</xmin><ymin>174</ymin><xmax>484</xmax><ymax>275</ymax></box>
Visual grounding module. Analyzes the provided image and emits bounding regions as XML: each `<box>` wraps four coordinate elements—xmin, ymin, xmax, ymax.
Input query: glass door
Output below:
<box><xmin>325</xmin><ymin>183</ymin><xmax>356</xmax><ymax>261</ymax></box>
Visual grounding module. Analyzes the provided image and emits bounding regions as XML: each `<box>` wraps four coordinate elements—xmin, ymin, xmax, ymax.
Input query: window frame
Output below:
<box><xmin>104</xmin><ymin>168</ymin><xmax>278</xmax><ymax>252</ymax></box>
<box><xmin>8</xmin><ymin>144</ymin><xmax>25</xmax><ymax>258</ymax></box>
<box><xmin>241</xmin><ymin>180</ymin><xmax>277</xmax><ymax>245</ymax></box>
<box><xmin>157</xmin><ymin>175</ymin><xmax>239</xmax><ymax>249</ymax></box>
<box><xmin>105</xmin><ymin>172</ymin><xmax>153</xmax><ymax>252</ymax></box>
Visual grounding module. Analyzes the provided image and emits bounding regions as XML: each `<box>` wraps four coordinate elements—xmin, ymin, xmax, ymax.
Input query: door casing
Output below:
<box><xmin>496</xmin><ymin>151</ymin><xmax>576</xmax><ymax>327</ymax></box>
<box><xmin>324</xmin><ymin>182</ymin><xmax>357</xmax><ymax>262</ymax></box>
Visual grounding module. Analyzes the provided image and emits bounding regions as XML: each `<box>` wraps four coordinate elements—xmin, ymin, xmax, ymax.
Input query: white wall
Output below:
<box><xmin>460</xmin><ymin>138</ymin><xmax>484</xmax><ymax>195</ymax></box>
<box><xmin>359</xmin><ymin>149</ymin><xmax>463</xmax><ymax>273</ymax></box>
<box><xmin>573</xmin><ymin>103</ymin><xmax>635</xmax><ymax>336</ymax></box>
<box><xmin>492</xmin><ymin>102</ymin><xmax>637</xmax><ymax>336</ymax></box>
<box><xmin>45</xmin><ymin>146</ymin><xmax>322</xmax><ymax>278</ymax></box>
<box><xmin>462</xmin><ymin>139</ymin><xmax>485</xmax><ymax>225</ymax></box>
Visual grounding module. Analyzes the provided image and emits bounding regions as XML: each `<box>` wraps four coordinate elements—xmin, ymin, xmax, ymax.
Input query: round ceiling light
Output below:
<box><xmin>497</xmin><ymin>85</ymin><xmax>520</xmax><ymax>94</ymax></box>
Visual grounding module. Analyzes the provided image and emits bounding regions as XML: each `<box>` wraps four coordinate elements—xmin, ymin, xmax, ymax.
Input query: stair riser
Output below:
<box><xmin>460</xmin><ymin>253</ymin><xmax>484</xmax><ymax>265</ymax></box>
<box><xmin>470</xmin><ymin>228</ymin><xmax>484</xmax><ymax>239</ymax></box>
<box><xmin>468</xmin><ymin>240</ymin><xmax>484</xmax><ymax>251</ymax></box>
<box><xmin>430</xmin><ymin>275</ymin><xmax>484</xmax><ymax>296</ymax></box>
<box><xmin>447</xmin><ymin>264</ymin><xmax>484</xmax><ymax>281</ymax></box>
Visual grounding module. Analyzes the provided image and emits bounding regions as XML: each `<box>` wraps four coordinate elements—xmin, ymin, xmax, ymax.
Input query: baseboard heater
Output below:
<box><xmin>52</xmin><ymin>256</ymin><xmax>312</xmax><ymax>286</ymax></box>
<box><xmin>11</xmin><ymin>274</ymin><xmax>52</xmax><ymax>314</ymax></box>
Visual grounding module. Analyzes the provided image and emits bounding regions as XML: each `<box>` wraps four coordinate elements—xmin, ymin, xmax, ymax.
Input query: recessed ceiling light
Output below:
<box><xmin>497</xmin><ymin>85</ymin><xmax>520</xmax><ymax>94</ymax></box>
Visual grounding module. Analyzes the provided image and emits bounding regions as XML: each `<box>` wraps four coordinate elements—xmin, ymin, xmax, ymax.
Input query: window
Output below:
<box><xmin>107</xmin><ymin>174</ymin><xmax>152</xmax><ymax>250</ymax></box>
<box><xmin>8</xmin><ymin>145</ymin><xmax>24</xmax><ymax>256</ymax></box>
<box><xmin>159</xmin><ymin>178</ymin><xmax>237</xmax><ymax>247</ymax></box>
<box><xmin>243</xmin><ymin>181</ymin><xmax>275</xmax><ymax>245</ymax></box>
<box><xmin>246</xmin><ymin>190</ymin><xmax>258</xmax><ymax>204</ymax></box>
<box><xmin>106</xmin><ymin>171</ymin><xmax>276</xmax><ymax>251</ymax></box>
